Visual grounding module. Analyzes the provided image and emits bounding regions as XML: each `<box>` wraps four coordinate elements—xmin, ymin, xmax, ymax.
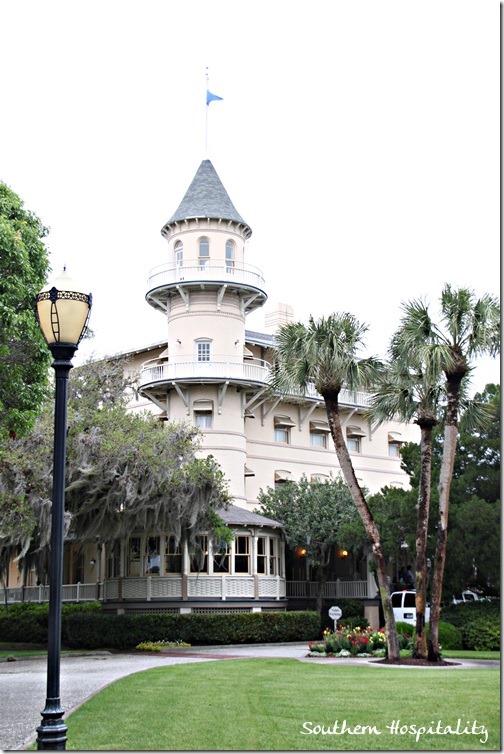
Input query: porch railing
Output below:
<box><xmin>286</xmin><ymin>580</ymin><xmax>369</xmax><ymax>599</ymax></box>
<box><xmin>3</xmin><ymin>578</ymin><xmax>367</xmax><ymax>604</ymax></box>
<box><xmin>2</xmin><ymin>582</ymin><xmax>100</xmax><ymax>604</ymax></box>
<box><xmin>103</xmin><ymin>574</ymin><xmax>286</xmax><ymax>601</ymax></box>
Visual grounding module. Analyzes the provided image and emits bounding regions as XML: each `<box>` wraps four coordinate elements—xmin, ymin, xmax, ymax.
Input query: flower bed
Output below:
<box><xmin>307</xmin><ymin>625</ymin><xmax>389</xmax><ymax>657</ymax></box>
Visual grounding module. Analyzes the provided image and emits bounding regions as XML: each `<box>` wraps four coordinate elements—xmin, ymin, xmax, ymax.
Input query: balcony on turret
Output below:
<box><xmin>139</xmin><ymin>355</ymin><xmax>272</xmax><ymax>393</ymax></box>
<box><xmin>146</xmin><ymin>260</ymin><xmax>268</xmax><ymax>315</ymax></box>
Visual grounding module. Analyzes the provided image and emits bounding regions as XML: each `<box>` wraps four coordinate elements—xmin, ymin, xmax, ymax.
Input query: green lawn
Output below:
<box><xmin>63</xmin><ymin>658</ymin><xmax>500</xmax><ymax>750</ymax></box>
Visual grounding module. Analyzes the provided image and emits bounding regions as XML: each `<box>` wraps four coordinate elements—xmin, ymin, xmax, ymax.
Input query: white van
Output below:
<box><xmin>391</xmin><ymin>590</ymin><xmax>430</xmax><ymax>626</ymax></box>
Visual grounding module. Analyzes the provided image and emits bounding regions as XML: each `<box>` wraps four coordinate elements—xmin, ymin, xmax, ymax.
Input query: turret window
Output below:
<box><xmin>193</xmin><ymin>399</ymin><xmax>213</xmax><ymax>429</ymax></box>
<box><xmin>174</xmin><ymin>240</ymin><xmax>183</xmax><ymax>267</ymax></box>
<box><xmin>225</xmin><ymin>240</ymin><xmax>235</xmax><ymax>271</ymax></box>
<box><xmin>196</xmin><ymin>339</ymin><xmax>212</xmax><ymax>362</ymax></box>
<box><xmin>199</xmin><ymin>237</ymin><xmax>210</xmax><ymax>267</ymax></box>
<box><xmin>234</xmin><ymin>536</ymin><xmax>250</xmax><ymax>573</ymax></box>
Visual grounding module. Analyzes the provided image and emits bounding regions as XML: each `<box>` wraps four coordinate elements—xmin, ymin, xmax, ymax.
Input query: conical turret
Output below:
<box><xmin>161</xmin><ymin>160</ymin><xmax>252</xmax><ymax>239</ymax></box>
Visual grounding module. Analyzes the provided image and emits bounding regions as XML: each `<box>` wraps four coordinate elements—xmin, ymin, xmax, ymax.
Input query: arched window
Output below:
<box><xmin>174</xmin><ymin>240</ymin><xmax>183</xmax><ymax>267</ymax></box>
<box><xmin>199</xmin><ymin>237</ymin><xmax>210</xmax><ymax>267</ymax></box>
<box><xmin>225</xmin><ymin>240</ymin><xmax>235</xmax><ymax>271</ymax></box>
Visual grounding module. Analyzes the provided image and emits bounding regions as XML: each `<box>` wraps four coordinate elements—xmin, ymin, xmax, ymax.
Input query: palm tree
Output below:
<box><xmin>271</xmin><ymin>313</ymin><xmax>400</xmax><ymax>660</ymax></box>
<box><xmin>392</xmin><ymin>286</ymin><xmax>500</xmax><ymax>660</ymax></box>
<box><xmin>367</xmin><ymin>341</ymin><xmax>443</xmax><ymax>658</ymax></box>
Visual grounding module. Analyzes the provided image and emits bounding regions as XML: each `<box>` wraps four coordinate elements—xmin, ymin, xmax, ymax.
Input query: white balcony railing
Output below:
<box><xmin>139</xmin><ymin>359</ymin><xmax>371</xmax><ymax>409</ymax></box>
<box><xmin>139</xmin><ymin>356</ymin><xmax>271</xmax><ymax>388</ymax></box>
<box><xmin>147</xmin><ymin>260</ymin><xmax>266</xmax><ymax>293</ymax></box>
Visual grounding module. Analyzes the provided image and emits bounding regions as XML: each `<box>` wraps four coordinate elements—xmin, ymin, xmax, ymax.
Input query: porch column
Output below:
<box><xmin>252</xmin><ymin>534</ymin><xmax>259</xmax><ymax>599</ymax></box>
<box><xmin>182</xmin><ymin>538</ymin><xmax>189</xmax><ymax>600</ymax></box>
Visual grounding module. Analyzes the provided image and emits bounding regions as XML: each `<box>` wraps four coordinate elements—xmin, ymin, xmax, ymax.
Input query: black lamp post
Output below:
<box><xmin>35</xmin><ymin>269</ymin><xmax>92</xmax><ymax>751</ymax></box>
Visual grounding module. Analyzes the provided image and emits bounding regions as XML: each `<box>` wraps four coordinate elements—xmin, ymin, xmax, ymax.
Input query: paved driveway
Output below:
<box><xmin>1</xmin><ymin>653</ymin><xmax>218</xmax><ymax>751</ymax></box>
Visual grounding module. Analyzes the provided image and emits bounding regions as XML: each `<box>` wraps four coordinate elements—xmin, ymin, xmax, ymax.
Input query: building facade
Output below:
<box><xmin>7</xmin><ymin>160</ymin><xmax>418</xmax><ymax>623</ymax></box>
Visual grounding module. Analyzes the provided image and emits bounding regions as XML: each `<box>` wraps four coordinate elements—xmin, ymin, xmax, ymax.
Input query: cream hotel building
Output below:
<box><xmin>8</xmin><ymin>160</ymin><xmax>417</xmax><ymax>625</ymax></box>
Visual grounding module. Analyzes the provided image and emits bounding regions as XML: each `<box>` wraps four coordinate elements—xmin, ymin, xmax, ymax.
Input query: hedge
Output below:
<box><xmin>0</xmin><ymin>601</ymin><xmax>102</xmax><ymax>644</ymax></box>
<box><xmin>64</xmin><ymin>610</ymin><xmax>321</xmax><ymax>650</ymax></box>
<box><xmin>441</xmin><ymin>600</ymin><xmax>500</xmax><ymax>628</ymax></box>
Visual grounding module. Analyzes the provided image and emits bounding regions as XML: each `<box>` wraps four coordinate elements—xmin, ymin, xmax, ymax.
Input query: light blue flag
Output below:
<box><xmin>206</xmin><ymin>90</ymin><xmax>223</xmax><ymax>106</ymax></box>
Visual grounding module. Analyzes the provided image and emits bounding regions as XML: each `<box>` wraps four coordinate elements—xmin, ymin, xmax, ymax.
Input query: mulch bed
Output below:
<box><xmin>373</xmin><ymin>657</ymin><xmax>459</xmax><ymax>666</ymax></box>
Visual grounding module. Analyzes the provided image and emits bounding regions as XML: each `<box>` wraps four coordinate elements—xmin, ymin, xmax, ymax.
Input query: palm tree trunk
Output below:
<box><xmin>324</xmin><ymin>394</ymin><xmax>400</xmax><ymax>660</ymax></box>
<box><xmin>428</xmin><ymin>383</ymin><xmax>460</xmax><ymax>660</ymax></box>
<box><xmin>413</xmin><ymin>421</ymin><xmax>434</xmax><ymax>659</ymax></box>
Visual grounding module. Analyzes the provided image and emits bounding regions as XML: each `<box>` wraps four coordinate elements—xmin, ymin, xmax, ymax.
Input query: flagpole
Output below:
<box><xmin>205</xmin><ymin>67</ymin><xmax>209</xmax><ymax>158</ymax></box>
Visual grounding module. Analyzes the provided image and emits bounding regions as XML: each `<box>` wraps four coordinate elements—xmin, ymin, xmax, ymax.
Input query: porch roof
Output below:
<box><xmin>216</xmin><ymin>504</ymin><xmax>282</xmax><ymax>529</ymax></box>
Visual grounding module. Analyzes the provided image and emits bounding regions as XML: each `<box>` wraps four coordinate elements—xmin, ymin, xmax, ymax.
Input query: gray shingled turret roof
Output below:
<box><xmin>162</xmin><ymin>160</ymin><xmax>252</xmax><ymax>238</ymax></box>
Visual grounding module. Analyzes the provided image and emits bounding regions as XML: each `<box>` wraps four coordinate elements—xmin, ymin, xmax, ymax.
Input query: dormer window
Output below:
<box><xmin>226</xmin><ymin>240</ymin><xmax>235</xmax><ymax>271</ymax></box>
<box><xmin>199</xmin><ymin>237</ymin><xmax>210</xmax><ymax>267</ymax></box>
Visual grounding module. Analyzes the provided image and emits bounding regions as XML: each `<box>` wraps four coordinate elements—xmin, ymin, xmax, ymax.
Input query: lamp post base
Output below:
<box><xmin>36</xmin><ymin>699</ymin><xmax>68</xmax><ymax>750</ymax></box>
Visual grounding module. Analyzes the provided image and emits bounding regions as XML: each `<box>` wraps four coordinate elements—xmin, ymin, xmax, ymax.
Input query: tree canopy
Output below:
<box><xmin>0</xmin><ymin>357</ymin><xmax>231</xmax><ymax>583</ymax></box>
<box><xmin>257</xmin><ymin>475</ymin><xmax>359</xmax><ymax>613</ymax></box>
<box><xmin>0</xmin><ymin>183</ymin><xmax>52</xmax><ymax>439</ymax></box>
<box><xmin>361</xmin><ymin>384</ymin><xmax>500</xmax><ymax>598</ymax></box>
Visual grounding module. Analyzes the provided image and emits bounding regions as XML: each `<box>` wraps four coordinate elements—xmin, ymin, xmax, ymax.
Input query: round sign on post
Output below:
<box><xmin>328</xmin><ymin>605</ymin><xmax>342</xmax><ymax>631</ymax></box>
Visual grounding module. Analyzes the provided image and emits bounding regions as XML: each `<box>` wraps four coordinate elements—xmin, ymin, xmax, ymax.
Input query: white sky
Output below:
<box><xmin>1</xmin><ymin>0</ymin><xmax>500</xmax><ymax>395</ymax></box>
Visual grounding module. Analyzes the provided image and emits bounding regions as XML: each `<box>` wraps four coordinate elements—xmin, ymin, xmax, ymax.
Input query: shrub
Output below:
<box><xmin>395</xmin><ymin>620</ymin><xmax>462</xmax><ymax>651</ymax></box>
<box><xmin>135</xmin><ymin>640</ymin><xmax>191</xmax><ymax>652</ymax></box>
<box><xmin>395</xmin><ymin>621</ymin><xmax>415</xmax><ymax>637</ymax></box>
<box><xmin>436</xmin><ymin>621</ymin><xmax>463</xmax><ymax>650</ymax></box>
<box><xmin>461</xmin><ymin>616</ymin><xmax>500</xmax><ymax>651</ymax></box>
